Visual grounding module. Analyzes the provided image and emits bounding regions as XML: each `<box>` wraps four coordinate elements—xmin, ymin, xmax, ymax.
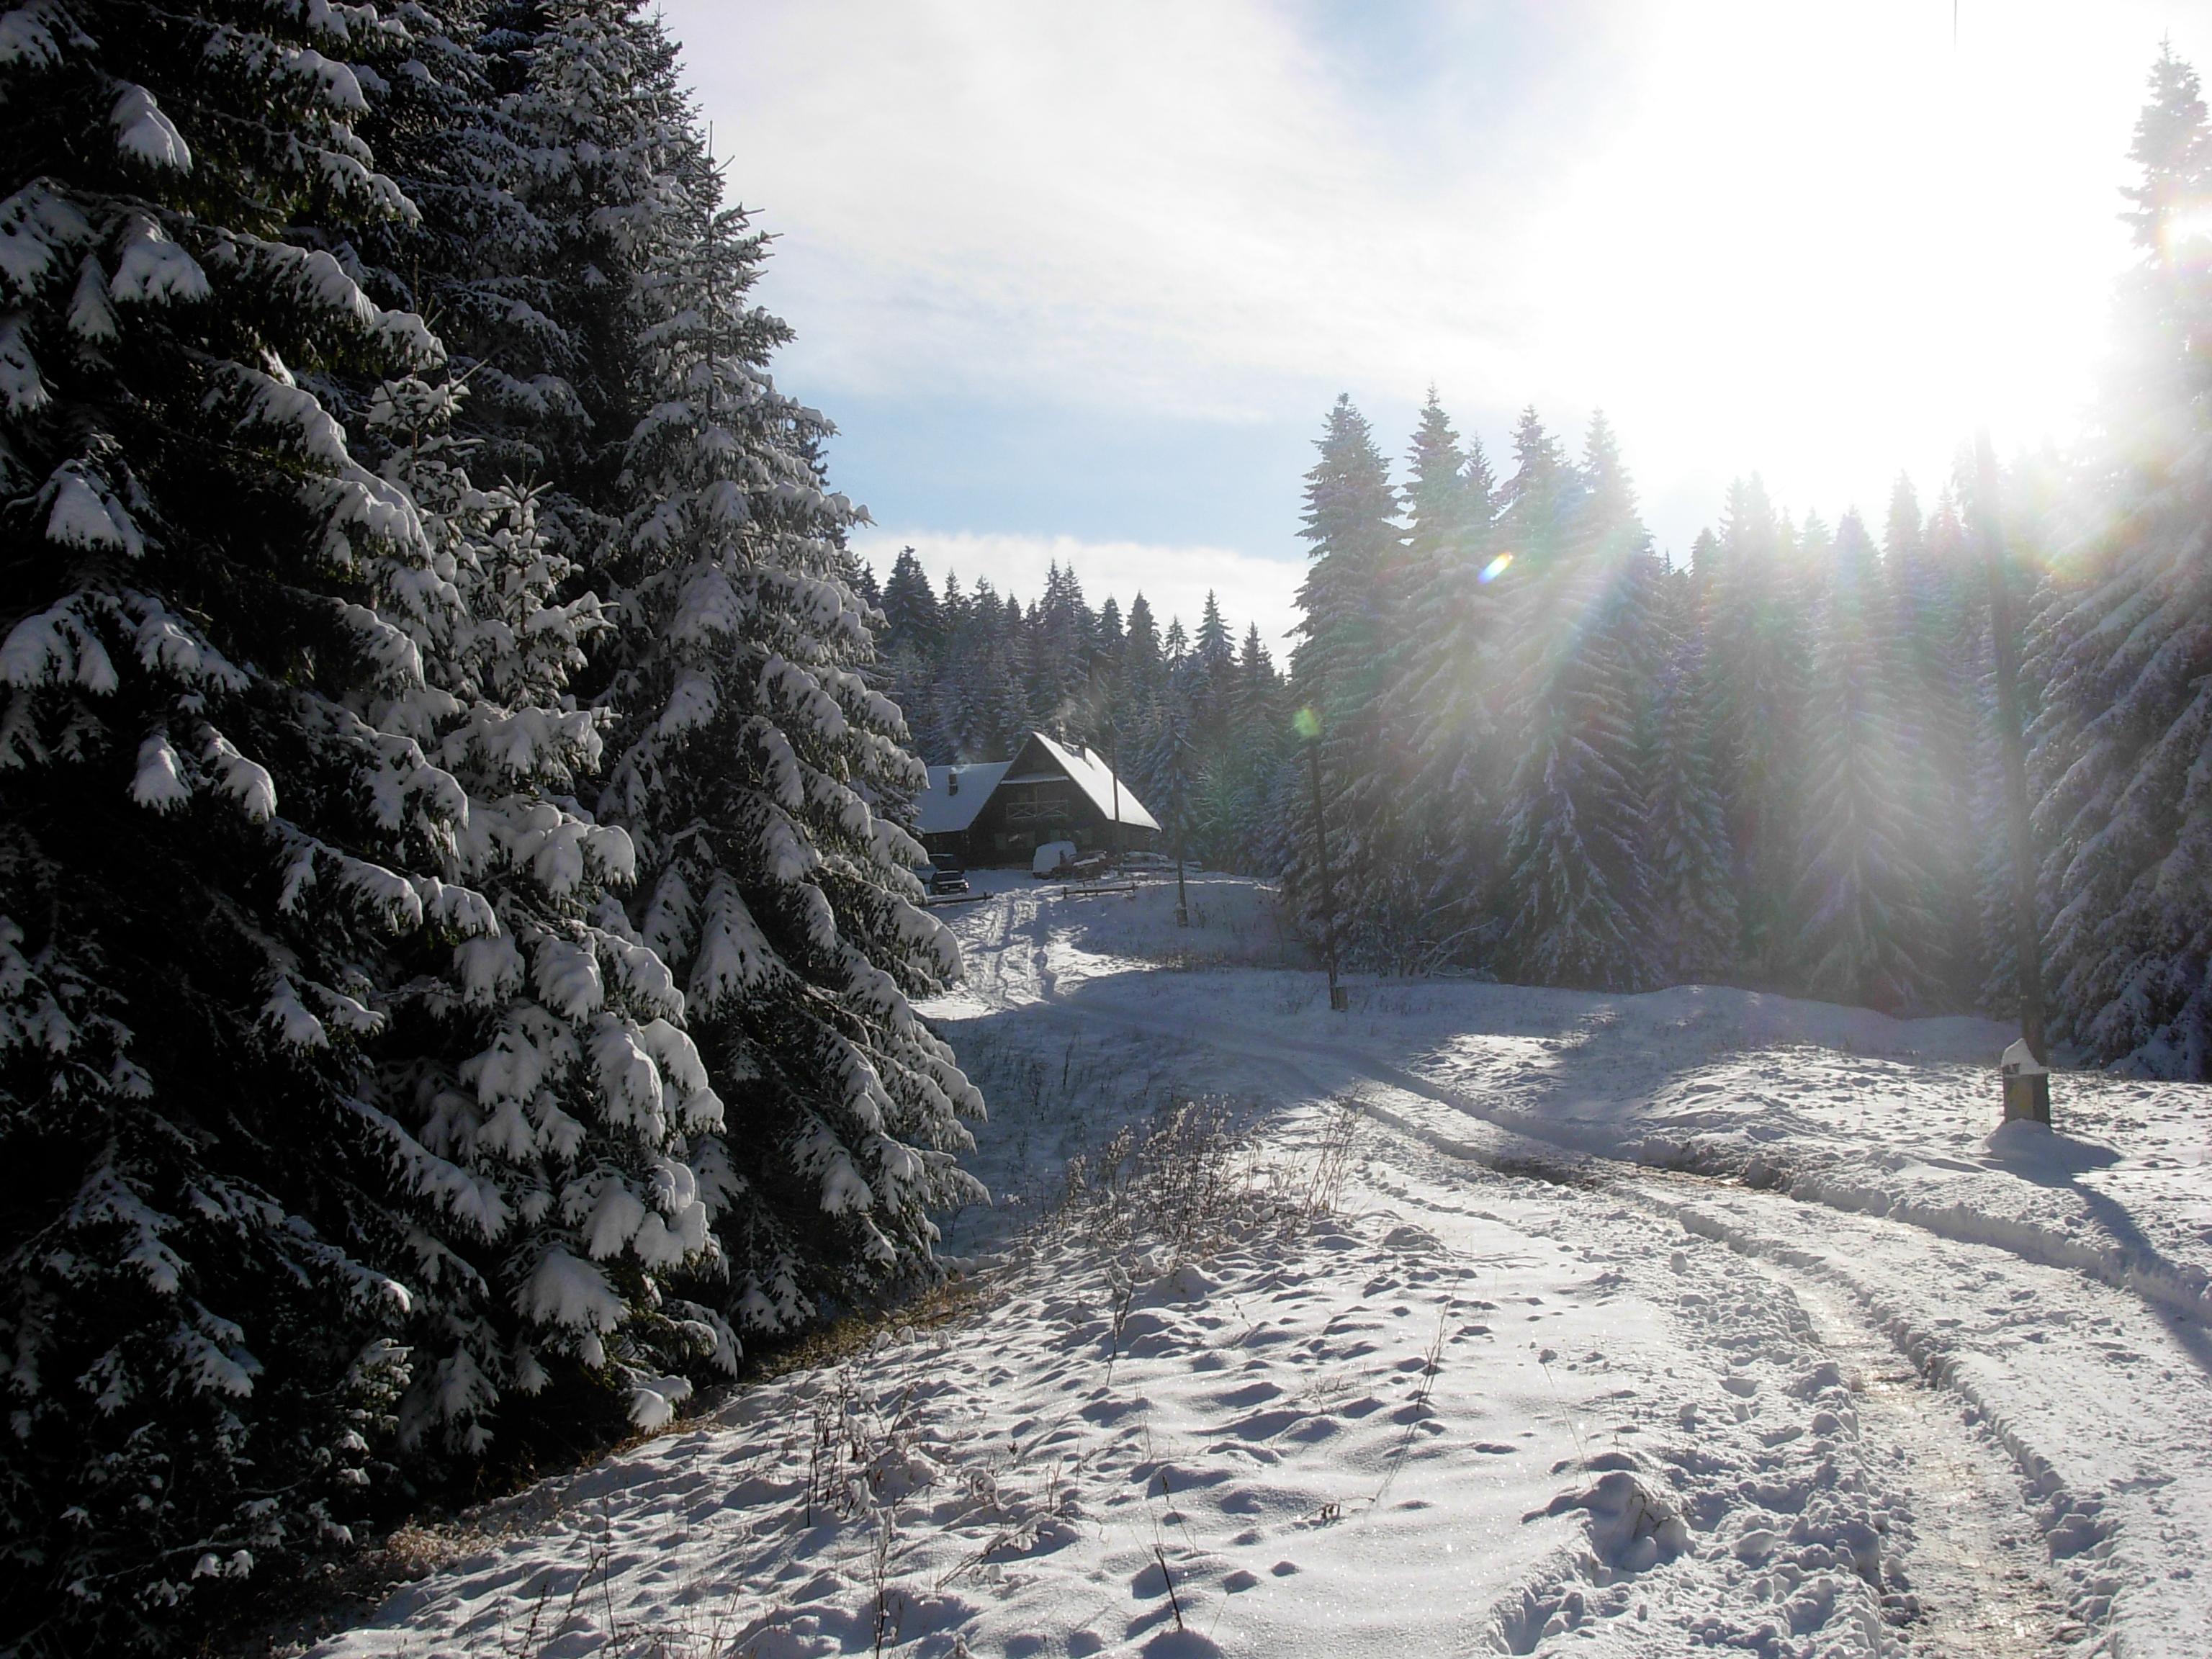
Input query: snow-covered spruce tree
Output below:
<box><xmin>1701</xmin><ymin>475</ymin><xmax>1812</xmax><ymax>975</ymax></box>
<box><xmin>1791</xmin><ymin>509</ymin><xmax>1937</xmax><ymax>1010</ymax></box>
<box><xmin>876</xmin><ymin>547</ymin><xmax>944</xmax><ymax>761</ymax></box>
<box><xmin>2034</xmin><ymin>45</ymin><xmax>2212</xmax><ymax>1074</ymax></box>
<box><xmin>1113</xmin><ymin>590</ymin><xmax>1166</xmax><ymax>777</ymax></box>
<box><xmin>351</xmin><ymin>374</ymin><xmax>724</xmax><ymax>1458</ymax></box>
<box><xmin>1197</xmin><ymin>623</ymin><xmax>1287</xmax><ymax>874</ymax></box>
<box><xmin>324</xmin><ymin>6</ymin><xmax>728</xmax><ymax>1452</ymax></box>
<box><xmin>1490</xmin><ymin>412</ymin><xmax>1656</xmax><ymax>990</ymax></box>
<box><xmin>1286</xmin><ymin>395</ymin><xmax>1403</xmax><ymax>968</ymax></box>
<box><xmin>1344</xmin><ymin>393</ymin><xmax>1468</xmax><ymax>970</ymax></box>
<box><xmin>1642</xmin><ymin>562</ymin><xmax>1738</xmax><ymax>983</ymax></box>
<box><xmin>0</xmin><ymin>2</ymin><xmax>442</xmax><ymax>1643</ymax></box>
<box><xmin>1975</xmin><ymin>450</ymin><xmax>2074</xmax><ymax>1020</ymax></box>
<box><xmin>935</xmin><ymin>576</ymin><xmax>1032</xmax><ymax>765</ymax></box>
<box><xmin>1097</xmin><ymin>593</ymin><xmax>1124</xmax><ymax>660</ymax></box>
<box><xmin>1879</xmin><ymin>475</ymin><xmax>1984</xmax><ymax>1003</ymax></box>
<box><xmin>438</xmin><ymin>0</ymin><xmax>670</xmax><ymax>571</ymax></box>
<box><xmin>591</xmin><ymin>99</ymin><xmax>982</xmax><ymax>1336</ymax></box>
<box><xmin>1030</xmin><ymin>561</ymin><xmax>1097</xmax><ymax>737</ymax></box>
<box><xmin>879</xmin><ymin>546</ymin><xmax>943</xmax><ymax>657</ymax></box>
<box><xmin>1142</xmin><ymin>673</ymin><xmax>1196</xmax><ymax>869</ymax></box>
<box><xmin>1397</xmin><ymin>400</ymin><xmax>1501</xmax><ymax>967</ymax></box>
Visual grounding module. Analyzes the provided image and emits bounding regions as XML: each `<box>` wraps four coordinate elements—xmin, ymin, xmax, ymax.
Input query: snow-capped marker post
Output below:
<box><xmin>2000</xmin><ymin>1038</ymin><xmax>2051</xmax><ymax>1124</ymax></box>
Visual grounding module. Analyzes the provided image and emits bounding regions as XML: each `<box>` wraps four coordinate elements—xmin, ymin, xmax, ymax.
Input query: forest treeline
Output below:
<box><xmin>878</xmin><ymin>48</ymin><xmax>2212</xmax><ymax>1082</ymax></box>
<box><xmin>870</xmin><ymin>553</ymin><xmax>1295</xmax><ymax>873</ymax></box>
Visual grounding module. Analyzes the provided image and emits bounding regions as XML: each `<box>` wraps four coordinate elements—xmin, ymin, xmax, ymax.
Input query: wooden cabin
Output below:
<box><xmin>914</xmin><ymin>732</ymin><xmax>1160</xmax><ymax>866</ymax></box>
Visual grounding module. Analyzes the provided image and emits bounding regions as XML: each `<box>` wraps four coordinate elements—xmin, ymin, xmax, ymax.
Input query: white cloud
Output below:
<box><xmin>679</xmin><ymin>0</ymin><xmax>2212</xmax><ymax>544</ymax></box>
<box><xmin>854</xmin><ymin>529</ymin><xmax>1305</xmax><ymax>656</ymax></box>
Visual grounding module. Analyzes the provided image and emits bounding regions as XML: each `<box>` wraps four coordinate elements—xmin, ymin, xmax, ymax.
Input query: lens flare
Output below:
<box><xmin>2167</xmin><ymin>199</ymin><xmax>2212</xmax><ymax>260</ymax></box>
<box><xmin>1478</xmin><ymin>553</ymin><xmax>1514</xmax><ymax>583</ymax></box>
<box><xmin>1292</xmin><ymin>706</ymin><xmax>1321</xmax><ymax>740</ymax></box>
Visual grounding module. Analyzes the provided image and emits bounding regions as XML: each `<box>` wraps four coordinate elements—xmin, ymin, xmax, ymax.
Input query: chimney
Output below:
<box><xmin>948</xmin><ymin>768</ymin><xmax>959</xmax><ymax>796</ymax></box>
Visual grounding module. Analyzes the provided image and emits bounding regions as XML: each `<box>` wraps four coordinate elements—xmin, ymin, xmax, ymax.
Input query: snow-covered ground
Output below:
<box><xmin>314</xmin><ymin>873</ymin><xmax>2212</xmax><ymax>1658</ymax></box>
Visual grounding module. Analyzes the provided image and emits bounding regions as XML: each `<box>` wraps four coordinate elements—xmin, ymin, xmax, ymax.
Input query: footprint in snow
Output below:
<box><xmin>1140</xmin><ymin>1632</ymin><xmax>1224</xmax><ymax>1658</ymax></box>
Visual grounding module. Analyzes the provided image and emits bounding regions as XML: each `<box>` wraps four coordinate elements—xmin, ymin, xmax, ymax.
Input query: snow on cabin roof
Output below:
<box><xmin>1027</xmin><ymin>733</ymin><xmax>1161</xmax><ymax>832</ymax></box>
<box><xmin>912</xmin><ymin>736</ymin><xmax>1161</xmax><ymax>837</ymax></box>
<box><xmin>917</xmin><ymin>761</ymin><xmax>1012</xmax><ymax>835</ymax></box>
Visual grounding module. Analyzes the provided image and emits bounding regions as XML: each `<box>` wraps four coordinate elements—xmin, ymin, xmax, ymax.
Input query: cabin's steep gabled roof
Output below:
<box><xmin>915</xmin><ymin>760</ymin><xmax>1012</xmax><ymax>834</ymax></box>
<box><xmin>1022</xmin><ymin>733</ymin><xmax>1161</xmax><ymax>831</ymax></box>
<box><xmin>911</xmin><ymin>734</ymin><xmax>1160</xmax><ymax>837</ymax></box>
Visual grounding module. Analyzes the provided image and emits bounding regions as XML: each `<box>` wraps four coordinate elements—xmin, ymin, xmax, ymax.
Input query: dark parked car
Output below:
<box><xmin>922</xmin><ymin>860</ymin><xmax>970</xmax><ymax>897</ymax></box>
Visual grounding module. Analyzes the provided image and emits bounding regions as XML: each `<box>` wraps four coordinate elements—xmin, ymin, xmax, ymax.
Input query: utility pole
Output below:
<box><xmin>1977</xmin><ymin>431</ymin><xmax>2051</xmax><ymax>1124</ymax></box>
<box><xmin>1305</xmin><ymin>724</ymin><xmax>1345</xmax><ymax>1012</ymax></box>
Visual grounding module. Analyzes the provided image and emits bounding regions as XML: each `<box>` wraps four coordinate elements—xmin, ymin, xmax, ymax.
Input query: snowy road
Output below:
<box><xmin>928</xmin><ymin>873</ymin><xmax>2212</xmax><ymax>1655</ymax></box>
<box><xmin>313</xmin><ymin>873</ymin><xmax>2212</xmax><ymax>1658</ymax></box>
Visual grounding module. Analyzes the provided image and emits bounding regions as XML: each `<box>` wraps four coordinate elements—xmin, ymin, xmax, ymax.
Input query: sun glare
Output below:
<box><xmin>1478</xmin><ymin>553</ymin><xmax>1514</xmax><ymax>583</ymax></box>
<box><xmin>2167</xmin><ymin>199</ymin><xmax>2212</xmax><ymax>257</ymax></box>
<box><xmin>1512</xmin><ymin>1</ymin><xmax>2158</xmax><ymax>533</ymax></box>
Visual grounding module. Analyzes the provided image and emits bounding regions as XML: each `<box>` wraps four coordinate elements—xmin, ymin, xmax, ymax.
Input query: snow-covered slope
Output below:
<box><xmin>312</xmin><ymin>873</ymin><xmax>2212</xmax><ymax>1658</ymax></box>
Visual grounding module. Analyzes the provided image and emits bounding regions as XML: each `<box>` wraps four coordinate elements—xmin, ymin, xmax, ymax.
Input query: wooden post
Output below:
<box><xmin>1977</xmin><ymin>431</ymin><xmax>2051</xmax><ymax>1125</ymax></box>
<box><xmin>1307</xmin><ymin>732</ymin><xmax>1345</xmax><ymax>1012</ymax></box>
<box><xmin>1109</xmin><ymin>724</ymin><xmax>1123</xmax><ymax>872</ymax></box>
<box><xmin>1174</xmin><ymin>754</ymin><xmax>1190</xmax><ymax>926</ymax></box>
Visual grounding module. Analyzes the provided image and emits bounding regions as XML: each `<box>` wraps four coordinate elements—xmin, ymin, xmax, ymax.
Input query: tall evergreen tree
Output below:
<box><xmin>1194</xmin><ymin>589</ymin><xmax>1234</xmax><ymax>678</ymax></box>
<box><xmin>1354</xmin><ymin>393</ymin><xmax>1473</xmax><ymax>966</ymax></box>
<box><xmin>2035</xmin><ymin>45</ymin><xmax>2212</xmax><ymax>1074</ymax></box>
<box><xmin>0</xmin><ymin>2</ymin><xmax>461</xmax><ymax>1640</ymax></box>
<box><xmin>876</xmin><ymin>548</ymin><xmax>943</xmax><ymax>760</ymax></box>
<box><xmin>583</xmin><ymin>42</ymin><xmax>985</xmax><ymax>1330</ymax></box>
<box><xmin>1702</xmin><ymin>476</ymin><xmax>1812</xmax><ymax>970</ymax></box>
<box><xmin>1490</xmin><ymin>413</ymin><xmax>1655</xmax><ymax>989</ymax></box>
<box><xmin>880</xmin><ymin>547</ymin><xmax>943</xmax><ymax>657</ymax></box>
<box><xmin>1880</xmin><ymin>476</ymin><xmax>1983</xmax><ymax>999</ymax></box>
<box><xmin>1287</xmin><ymin>395</ymin><xmax>1403</xmax><ymax>963</ymax></box>
<box><xmin>1793</xmin><ymin>511</ymin><xmax>1936</xmax><ymax>1009</ymax></box>
<box><xmin>1203</xmin><ymin>623</ymin><xmax>1288</xmax><ymax>871</ymax></box>
<box><xmin>1399</xmin><ymin>411</ymin><xmax>1502</xmax><ymax>966</ymax></box>
<box><xmin>1097</xmin><ymin>593</ymin><xmax>1125</xmax><ymax>659</ymax></box>
<box><xmin>1643</xmin><ymin>569</ymin><xmax>1739</xmax><ymax>982</ymax></box>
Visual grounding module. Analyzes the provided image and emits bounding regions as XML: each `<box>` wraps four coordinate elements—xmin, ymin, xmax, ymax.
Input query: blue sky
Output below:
<box><xmin>672</xmin><ymin>1</ymin><xmax>2212</xmax><ymax>646</ymax></box>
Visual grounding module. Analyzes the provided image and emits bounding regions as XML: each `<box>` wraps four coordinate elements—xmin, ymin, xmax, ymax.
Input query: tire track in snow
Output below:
<box><xmin>1283</xmin><ymin>1067</ymin><xmax>2087</xmax><ymax>1656</ymax></box>
<box><xmin>968</xmin><ymin>980</ymin><xmax>2077</xmax><ymax>1651</ymax></box>
<box><xmin>1195</xmin><ymin>1016</ymin><xmax>2175</xmax><ymax>1653</ymax></box>
<box><xmin>1780</xmin><ymin>1271</ymin><xmax>2074</xmax><ymax>1657</ymax></box>
<box><xmin>938</xmin><ymin>898</ymin><xmax>2176</xmax><ymax>1659</ymax></box>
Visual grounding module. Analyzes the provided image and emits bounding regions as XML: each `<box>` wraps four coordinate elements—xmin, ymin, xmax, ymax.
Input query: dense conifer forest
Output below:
<box><xmin>0</xmin><ymin>2</ymin><xmax>2206</xmax><ymax>1652</ymax></box>
<box><xmin>881</xmin><ymin>51</ymin><xmax>2212</xmax><ymax>1076</ymax></box>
